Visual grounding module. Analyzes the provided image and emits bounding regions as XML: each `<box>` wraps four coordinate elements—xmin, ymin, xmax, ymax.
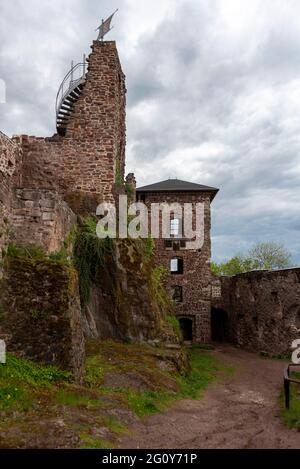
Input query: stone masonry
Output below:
<box><xmin>19</xmin><ymin>41</ymin><xmax>126</xmax><ymax>206</ymax></box>
<box><xmin>212</xmin><ymin>269</ymin><xmax>300</xmax><ymax>355</ymax></box>
<box><xmin>137</xmin><ymin>181</ymin><xmax>219</xmax><ymax>344</ymax></box>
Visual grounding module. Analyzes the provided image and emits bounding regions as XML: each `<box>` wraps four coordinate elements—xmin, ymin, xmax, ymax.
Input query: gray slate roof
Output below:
<box><xmin>136</xmin><ymin>178</ymin><xmax>219</xmax><ymax>197</ymax></box>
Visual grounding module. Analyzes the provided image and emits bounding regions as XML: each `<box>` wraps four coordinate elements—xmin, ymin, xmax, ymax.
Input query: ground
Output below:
<box><xmin>120</xmin><ymin>345</ymin><xmax>300</xmax><ymax>449</ymax></box>
<box><xmin>0</xmin><ymin>342</ymin><xmax>298</xmax><ymax>449</ymax></box>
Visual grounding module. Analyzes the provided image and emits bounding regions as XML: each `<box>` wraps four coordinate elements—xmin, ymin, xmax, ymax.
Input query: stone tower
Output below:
<box><xmin>136</xmin><ymin>179</ymin><xmax>219</xmax><ymax>344</ymax></box>
<box><xmin>19</xmin><ymin>40</ymin><xmax>126</xmax><ymax>209</ymax></box>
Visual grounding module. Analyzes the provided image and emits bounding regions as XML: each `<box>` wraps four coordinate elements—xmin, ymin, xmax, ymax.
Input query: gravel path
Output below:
<box><xmin>120</xmin><ymin>345</ymin><xmax>300</xmax><ymax>449</ymax></box>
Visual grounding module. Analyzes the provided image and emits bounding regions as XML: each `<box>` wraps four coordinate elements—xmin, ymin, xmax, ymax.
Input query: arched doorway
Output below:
<box><xmin>211</xmin><ymin>307</ymin><xmax>229</xmax><ymax>342</ymax></box>
<box><xmin>179</xmin><ymin>317</ymin><xmax>193</xmax><ymax>342</ymax></box>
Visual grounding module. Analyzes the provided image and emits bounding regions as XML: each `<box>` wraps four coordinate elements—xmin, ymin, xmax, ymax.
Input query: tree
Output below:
<box><xmin>212</xmin><ymin>242</ymin><xmax>292</xmax><ymax>276</ymax></box>
<box><xmin>211</xmin><ymin>255</ymin><xmax>259</xmax><ymax>276</ymax></box>
<box><xmin>248</xmin><ymin>242</ymin><xmax>292</xmax><ymax>270</ymax></box>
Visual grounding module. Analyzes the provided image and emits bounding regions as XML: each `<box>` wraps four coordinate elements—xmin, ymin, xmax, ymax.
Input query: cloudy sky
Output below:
<box><xmin>1</xmin><ymin>0</ymin><xmax>300</xmax><ymax>263</ymax></box>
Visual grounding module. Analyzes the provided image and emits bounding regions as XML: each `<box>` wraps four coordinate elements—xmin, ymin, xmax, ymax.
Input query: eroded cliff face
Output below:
<box><xmin>82</xmin><ymin>238</ymin><xmax>179</xmax><ymax>345</ymax></box>
<box><xmin>0</xmin><ymin>255</ymin><xmax>85</xmax><ymax>382</ymax></box>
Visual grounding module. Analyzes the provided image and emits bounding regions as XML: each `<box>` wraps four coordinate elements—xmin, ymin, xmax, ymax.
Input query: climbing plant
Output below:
<box><xmin>73</xmin><ymin>217</ymin><xmax>114</xmax><ymax>306</ymax></box>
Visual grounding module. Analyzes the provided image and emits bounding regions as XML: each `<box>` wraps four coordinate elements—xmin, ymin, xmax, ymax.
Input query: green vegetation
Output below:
<box><xmin>0</xmin><ymin>341</ymin><xmax>229</xmax><ymax>448</ymax></box>
<box><xmin>115</xmin><ymin>160</ymin><xmax>124</xmax><ymax>189</ymax></box>
<box><xmin>144</xmin><ymin>237</ymin><xmax>155</xmax><ymax>259</ymax></box>
<box><xmin>0</xmin><ymin>353</ymin><xmax>70</xmax><ymax>412</ymax></box>
<box><xmin>166</xmin><ymin>315</ymin><xmax>181</xmax><ymax>338</ymax></box>
<box><xmin>5</xmin><ymin>243</ymin><xmax>47</xmax><ymax>261</ymax></box>
<box><xmin>85</xmin><ymin>340</ymin><xmax>228</xmax><ymax>418</ymax></box>
<box><xmin>149</xmin><ymin>265</ymin><xmax>173</xmax><ymax>311</ymax></box>
<box><xmin>73</xmin><ymin>216</ymin><xmax>114</xmax><ymax>306</ymax></box>
<box><xmin>281</xmin><ymin>375</ymin><xmax>300</xmax><ymax>429</ymax></box>
<box><xmin>212</xmin><ymin>242</ymin><xmax>292</xmax><ymax>276</ymax></box>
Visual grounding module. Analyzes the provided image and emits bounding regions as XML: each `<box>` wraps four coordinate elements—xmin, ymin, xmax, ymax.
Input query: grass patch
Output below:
<box><xmin>79</xmin><ymin>433</ymin><xmax>115</xmax><ymax>449</ymax></box>
<box><xmin>54</xmin><ymin>389</ymin><xmax>104</xmax><ymax>409</ymax></box>
<box><xmin>281</xmin><ymin>373</ymin><xmax>300</xmax><ymax>429</ymax></box>
<box><xmin>0</xmin><ymin>353</ymin><xmax>70</xmax><ymax>411</ymax></box>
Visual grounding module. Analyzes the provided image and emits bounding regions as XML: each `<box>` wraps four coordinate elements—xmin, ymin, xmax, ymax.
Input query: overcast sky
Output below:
<box><xmin>0</xmin><ymin>0</ymin><xmax>300</xmax><ymax>263</ymax></box>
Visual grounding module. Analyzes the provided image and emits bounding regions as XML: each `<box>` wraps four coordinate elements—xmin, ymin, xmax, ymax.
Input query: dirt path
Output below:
<box><xmin>120</xmin><ymin>345</ymin><xmax>300</xmax><ymax>449</ymax></box>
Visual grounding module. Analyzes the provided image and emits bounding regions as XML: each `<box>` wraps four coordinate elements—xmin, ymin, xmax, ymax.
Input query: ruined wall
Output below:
<box><xmin>139</xmin><ymin>191</ymin><xmax>213</xmax><ymax>343</ymax></box>
<box><xmin>19</xmin><ymin>41</ymin><xmax>126</xmax><ymax>207</ymax></box>
<box><xmin>0</xmin><ymin>132</ymin><xmax>22</xmax><ymax>275</ymax></box>
<box><xmin>11</xmin><ymin>188</ymin><xmax>76</xmax><ymax>253</ymax></box>
<box><xmin>83</xmin><ymin>239</ymin><xmax>178</xmax><ymax>345</ymax></box>
<box><xmin>0</xmin><ymin>256</ymin><xmax>85</xmax><ymax>381</ymax></box>
<box><xmin>214</xmin><ymin>269</ymin><xmax>300</xmax><ymax>355</ymax></box>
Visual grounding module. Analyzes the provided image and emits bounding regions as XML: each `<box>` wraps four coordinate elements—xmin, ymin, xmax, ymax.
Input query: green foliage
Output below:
<box><xmin>212</xmin><ymin>242</ymin><xmax>293</xmax><ymax>276</ymax></box>
<box><xmin>30</xmin><ymin>309</ymin><xmax>48</xmax><ymax>320</ymax></box>
<box><xmin>115</xmin><ymin>160</ymin><xmax>124</xmax><ymax>189</ymax></box>
<box><xmin>144</xmin><ymin>237</ymin><xmax>155</xmax><ymax>259</ymax></box>
<box><xmin>166</xmin><ymin>315</ymin><xmax>182</xmax><ymax>338</ymax></box>
<box><xmin>211</xmin><ymin>255</ymin><xmax>259</xmax><ymax>276</ymax></box>
<box><xmin>5</xmin><ymin>243</ymin><xmax>47</xmax><ymax>260</ymax></box>
<box><xmin>281</xmin><ymin>376</ymin><xmax>300</xmax><ymax>429</ymax></box>
<box><xmin>0</xmin><ymin>353</ymin><xmax>71</xmax><ymax>386</ymax></box>
<box><xmin>0</xmin><ymin>353</ymin><xmax>70</xmax><ymax>411</ymax></box>
<box><xmin>73</xmin><ymin>216</ymin><xmax>114</xmax><ymax>306</ymax></box>
<box><xmin>48</xmin><ymin>247</ymin><xmax>69</xmax><ymax>263</ymax></box>
<box><xmin>149</xmin><ymin>266</ymin><xmax>172</xmax><ymax>312</ymax></box>
<box><xmin>248</xmin><ymin>242</ymin><xmax>292</xmax><ymax>270</ymax></box>
<box><xmin>125</xmin><ymin>182</ymin><xmax>134</xmax><ymax>199</ymax></box>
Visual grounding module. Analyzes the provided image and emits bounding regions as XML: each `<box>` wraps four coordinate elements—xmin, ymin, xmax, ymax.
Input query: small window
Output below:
<box><xmin>170</xmin><ymin>218</ymin><xmax>181</xmax><ymax>238</ymax></box>
<box><xmin>165</xmin><ymin>239</ymin><xmax>173</xmax><ymax>249</ymax></box>
<box><xmin>180</xmin><ymin>240</ymin><xmax>186</xmax><ymax>249</ymax></box>
<box><xmin>171</xmin><ymin>285</ymin><xmax>183</xmax><ymax>303</ymax></box>
<box><xmin>170</xmin><ymin>258</ymin><xmax>183</xmax><ymax>275</ymax></box>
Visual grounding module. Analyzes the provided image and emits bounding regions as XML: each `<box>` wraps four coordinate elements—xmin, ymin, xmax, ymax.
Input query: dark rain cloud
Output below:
<box><xmin>0</xmin><ymin>0</ymin><xmax>299</xmax><ymax>263</ymax></box>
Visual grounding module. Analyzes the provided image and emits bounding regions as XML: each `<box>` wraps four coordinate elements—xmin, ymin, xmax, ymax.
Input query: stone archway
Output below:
<box><xmin>211</xmin><ymin>307</ymin><xmax>229</xmax><ymax>342</ymax></box>
<box><xmin>178</xmin><ymin>317</ymin><xmax>193</xmax><ymax>342</ymax></box>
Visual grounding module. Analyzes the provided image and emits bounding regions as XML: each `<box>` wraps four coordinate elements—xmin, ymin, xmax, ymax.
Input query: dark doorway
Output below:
<box><xmin>179</xmin><ymin>317</ymin><xmax>193</xmax><ymax>341</ymax></box>
<box><xmin>211</xmin><ymin>307</ymin><xmax>229</xmax><ymax>342</ymax></box>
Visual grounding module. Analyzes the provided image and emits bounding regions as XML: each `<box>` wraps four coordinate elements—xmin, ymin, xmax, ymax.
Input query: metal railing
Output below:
<box><xmin>283</xmin><ymin>363</ymin><xmax>300</xmax><ymax>409</ymax></box>
<box><xmin>55</xmin><ymin>57</ymin><xmax>88</xmax><ymax>117</ymax></box>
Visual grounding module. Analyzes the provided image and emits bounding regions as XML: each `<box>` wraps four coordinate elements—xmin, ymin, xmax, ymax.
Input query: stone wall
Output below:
<box><xmin>19</xmin><ymin>41</ymin><xmax>126</xmax><ymax>206</ymax></box>
<box><xmin>213</xmin><ymin>269</ymin><xmax>300</xmax><ymax>355</ymax></box>
<box><xmin>138</xmin><ymin>191</ymin><xmax>214</xmax><ymax>343</ymax></box>
<box><xmin>11</xmin><ymin>188</ymin><xmax>76</xmax><ymax>253</ymax></box>
<box><xmin>0</xmin><ymin>132</ymin><xmax>22</xmax><ymax>275</ymax></box>
<box><xmin>0</xmin><ymin>256</ymin><xmax>85</xmax><ymax>381</ymax></box>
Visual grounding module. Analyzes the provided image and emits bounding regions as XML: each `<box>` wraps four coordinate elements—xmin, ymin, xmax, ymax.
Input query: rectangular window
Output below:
<box><xmin>170</xmin><ymin>218</ymin><xmax>181</xmax><ymax>238</ymax></box>
<box><xmin>165</xmin><ymin>239</ymin><xmax>173</xmax><ymax>249</ymax></box>
<box><xmin>171</xmin><ymin>285</ymin><xmax>183</xmax><ymax>303</ymax></box>
<box><xmin>170</xmin><ymin>258</ymin><xmax>183</xmax><ymax>275</ymax></box>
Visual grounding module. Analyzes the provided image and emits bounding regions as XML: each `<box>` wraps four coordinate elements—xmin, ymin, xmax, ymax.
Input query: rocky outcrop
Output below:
<box><xmin>82</xmin><ymin>238</ymin><xmax>178</xmax><ymax>345</ymax></box>
<box><xmin>0</xmin><ymin>256</ymin><xmax>85</xmax><ymax>381</ymax></box>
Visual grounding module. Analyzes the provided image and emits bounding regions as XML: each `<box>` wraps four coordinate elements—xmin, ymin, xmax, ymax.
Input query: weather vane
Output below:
<box><xmin>96</xmin><ymin>9</ymin><xmax>118</xmax><ymax>41</ymax></box>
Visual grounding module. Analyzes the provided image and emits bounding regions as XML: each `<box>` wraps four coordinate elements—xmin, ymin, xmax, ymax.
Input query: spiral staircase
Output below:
<box><xmin>55</xmin><ymin>59</ymin><xmax>88</xmax><ymax>136</ymax></box>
